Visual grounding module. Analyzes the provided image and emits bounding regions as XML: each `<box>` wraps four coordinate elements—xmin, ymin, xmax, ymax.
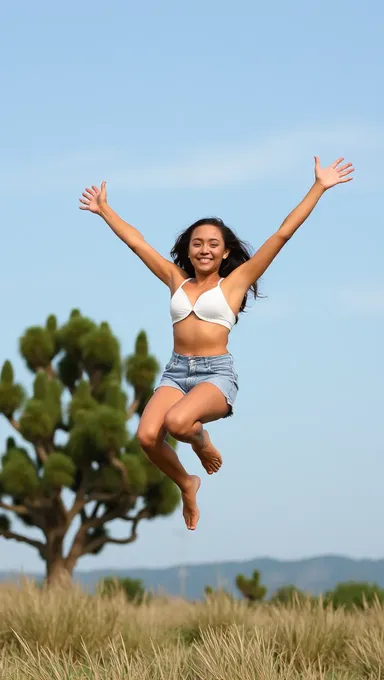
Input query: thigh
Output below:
<box><xmin>138</xmin><ymin>386</ymin><xmax>184</xmax><ymax>439</ymax></box>
<box><xmin>166</xmin><ymin>382</ymin><xmax>230</xmax><ymax>427</ymax></box>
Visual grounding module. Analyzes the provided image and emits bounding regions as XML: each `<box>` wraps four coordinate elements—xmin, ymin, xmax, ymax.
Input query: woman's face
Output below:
<box><xmin>188</xmin><ymin>225</ymin><xmax>229</xmax><ymax>275</ymax></box>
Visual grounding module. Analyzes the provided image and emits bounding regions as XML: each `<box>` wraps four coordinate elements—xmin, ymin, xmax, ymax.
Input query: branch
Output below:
<box><xmin>104</xmin><ymin>535</ymin><xmax>137</xmax><ymax>545</ymax></box>
<box><xmin>67</xmin><ymin>497</ymin><xmax>87</xmax><ymax>522</ymax></box>
<box><xmin>6</xmin><ymin>416</ymin><xmax>20</xmax><ymax>432</ymax></box>
<box><xmin>51</xmin><ymin>489</ymin><xmax>68</xmax><ymax>521</ymax></box>
<box><xmin>67</xmin><ymin>471</ymin><xmax>90</xmax><ymax>523</ymax></box>
<box><xmin>86</xmin><ymin>505</ymin><xmax>124</xmax><ymax>531</ymax></box>
<box><xmin>45</xmin><ymin>364</ymin><xmax>55</xmax><ymax>380</ymax></box>
<box><xmin>87</xmin><ymin>491</ymin><xmax>121</xmax><ymax>503</ymax></box>
<box><xmin>67</xmin><ymin>488</ymin><xmax>121</xmax><ymax>524</ymax></box>
<box><xmin>65</xmin><ymin>496</ymin><xmax>139</xmax><ymax>569</ymax></box>
<box><xmin>85</xmin><ymin>490</ymin><xmax>140</xmax><ymax>532</ymax></box>
<box><xmin>67</xmin><ymin>464</ymin><xmax>124</xmax><ymax>522</ymax></box>
<box><xmin>0</xmin><ymin>529</ymin><xmax>45</xmax><ymax>553</ymax></box>
<box><xmin>126</xmin><ymin>398</ymin><xmax>139</xmax><ymax>420</ymax></box>
<box><xmin>90</xmin><ymin>501</ymin><xmax>101</xmax><ymax>519</ymax></box>
<box><xmin>0</xmin><ymin>501</ymin><xmax>30</xmax><ymax>516</ymax></box>
<box><xmin>0</xmin><ymin>499</ymin><xmax>48</xmax><ymax>534</ymax></box>
<box><xmin>35</xmin><ymin>444</ymin><xmax>48</xmax><ymax>464</ymax></box>
<box><xmin>64</xmin><ymin>503</ymin><xmax>123</xmax><ymax>569</ymax></box>
<box><xmin>83</xmin><ymin>507</ymin><xmax>150</xmax><ymax>555</ymax></box>
<box><xmin>107</xmin><ymin>451</ymin><xmax>128</xmax><ymax>487</ymax></box>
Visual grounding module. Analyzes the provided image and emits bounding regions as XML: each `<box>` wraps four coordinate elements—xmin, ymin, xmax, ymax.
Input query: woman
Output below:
<box><xmin>79</xmin><ymin>156</ymin><xmax>353</xmax><ymax>530</ymax></box>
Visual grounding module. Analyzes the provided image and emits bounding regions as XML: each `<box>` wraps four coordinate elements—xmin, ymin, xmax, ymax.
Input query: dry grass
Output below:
<box><xmin>0</xmin><ymin>579</ymin><xmax>382</xmax><ymax>678</ymax></box>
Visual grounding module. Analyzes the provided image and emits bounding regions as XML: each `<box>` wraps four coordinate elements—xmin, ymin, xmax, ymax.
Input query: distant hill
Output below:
<box><xmin>2</xmin><ymin>555</ymin><xmax>384</xmax><ymax>599</ymax></box>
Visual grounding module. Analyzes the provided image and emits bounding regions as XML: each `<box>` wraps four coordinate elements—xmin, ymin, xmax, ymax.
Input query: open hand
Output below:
<box><xmin>79</xmin><ymin>181</ymin><xmax>107</xmax><ymax>214</ymax></box>
<box><xmin>314</xmin><ymin>157</ymin><xmax>354</xmax><ymax>190</ymax></box>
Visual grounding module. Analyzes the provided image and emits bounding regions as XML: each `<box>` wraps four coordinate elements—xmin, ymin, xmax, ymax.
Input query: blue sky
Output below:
<box><xmin>0</xmin><ymin>0</ymin><xmax>383</xmax><ymax>575</ymax></box>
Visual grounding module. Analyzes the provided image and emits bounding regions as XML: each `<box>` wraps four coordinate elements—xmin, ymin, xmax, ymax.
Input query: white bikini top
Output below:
<box><xmin>170</xmin><ymin>278</ymin><xmax>236</xmax><ymax>331</ymax></box>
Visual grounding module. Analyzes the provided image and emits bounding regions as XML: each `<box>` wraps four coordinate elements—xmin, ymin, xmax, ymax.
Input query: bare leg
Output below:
<box><xmin>164</xmin><ymin>383</ymin><xmax>229</xmax><ymax>474</ymax></box>
<box><xmin>137</xmin><ymin>387</ymin><xmax>201</xmax><ymax>530</ymax></box>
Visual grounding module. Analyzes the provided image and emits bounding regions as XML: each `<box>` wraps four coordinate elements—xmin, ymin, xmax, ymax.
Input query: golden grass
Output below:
<box><xmin>0</xmin><ymin>579</ymin><xmax>382</xmax><ymax>678</ymax></box>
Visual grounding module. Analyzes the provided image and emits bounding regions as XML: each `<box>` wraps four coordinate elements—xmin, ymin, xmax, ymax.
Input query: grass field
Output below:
<box><xmin>0</xmin><ymin>579</ymin><xmax>382</xmax><ymax>679</ymax></box>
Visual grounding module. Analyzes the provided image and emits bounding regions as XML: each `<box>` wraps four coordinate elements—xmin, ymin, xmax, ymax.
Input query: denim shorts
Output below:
<box><xmin>155</xmin><ymin>351</ymin><xmax>239</xmax><ymax>417</ymax></box>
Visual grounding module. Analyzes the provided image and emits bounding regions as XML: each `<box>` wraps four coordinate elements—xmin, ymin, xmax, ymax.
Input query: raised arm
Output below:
<box><xmin>79</xmin><ymin>182</ymin><xmax>181</xmax><ymax>287</ymax></box>
<box><xmin>227</xmin><ymin>157</ymin><xmax>354</xmax><ymax>292</ymax></box>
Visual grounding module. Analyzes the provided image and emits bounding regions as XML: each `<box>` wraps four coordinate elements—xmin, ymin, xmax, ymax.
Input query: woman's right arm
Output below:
<box><xmin>79</xmin><ymin>182</ymin><xmax>180</xmax><ymax>287</ymax></box>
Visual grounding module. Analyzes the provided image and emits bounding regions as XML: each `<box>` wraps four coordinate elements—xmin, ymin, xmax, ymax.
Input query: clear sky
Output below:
<box><xmin>0</xmin><ymin>0</ymin><xmax>383</xmax><ymax>574</ymax></box>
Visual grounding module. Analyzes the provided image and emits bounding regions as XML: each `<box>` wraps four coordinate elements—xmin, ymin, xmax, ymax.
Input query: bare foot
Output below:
<box><xmin>182</xmin><ymin>475</ymin><xmax>201</xmax><ymax>530</ymax></box>
<box><xmin>192</xmin><ymin>430</ymin><xmax>222</xmax><ymax>475</ymax></box>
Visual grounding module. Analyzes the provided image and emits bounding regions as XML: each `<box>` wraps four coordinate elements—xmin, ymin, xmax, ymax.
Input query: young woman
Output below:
<box><xmin>79</xmin><ymin>156</ymin><xmax>353</xmax><ymax>531</ymax></box>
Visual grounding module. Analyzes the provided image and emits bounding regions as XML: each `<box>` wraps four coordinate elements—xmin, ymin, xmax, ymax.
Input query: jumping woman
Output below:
<box><xmin>79</xmin><ymin>156</ymin><xmax>354</xmax><ymax>530</ymax></box>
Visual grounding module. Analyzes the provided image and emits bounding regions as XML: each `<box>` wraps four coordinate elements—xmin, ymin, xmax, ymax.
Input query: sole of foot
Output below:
<box><xmin>192</xmin><ymin>430</ymin><xmax>222</xmax><ymax>475</ymax></box>
<box><xmin>182</xmin><ymin>475</ymin><xmax>201</xmax><ymax>530</ymax></box>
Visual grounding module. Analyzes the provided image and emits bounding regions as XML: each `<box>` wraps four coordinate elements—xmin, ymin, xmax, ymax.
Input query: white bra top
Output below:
<box><xmin>170</xmin><ymin>278</ymin><xmax>236</xmax><ymax>331</ymax></box>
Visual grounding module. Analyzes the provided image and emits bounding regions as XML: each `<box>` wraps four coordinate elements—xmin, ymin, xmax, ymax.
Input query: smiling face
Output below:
<box><xmin>188</xmin><ymin>224</ymin><xmax>230</xmax><ymax>275</ymax></box>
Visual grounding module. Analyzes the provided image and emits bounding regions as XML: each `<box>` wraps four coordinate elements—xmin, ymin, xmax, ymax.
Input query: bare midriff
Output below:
<box><xmin>173</xmin><ymin>314</ymin><xmax>230</xmax><ymax>356</ymax></box>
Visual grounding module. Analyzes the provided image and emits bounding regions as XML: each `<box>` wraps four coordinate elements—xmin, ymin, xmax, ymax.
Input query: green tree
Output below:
<box><xmin>323</xmin><ymin>581</ymin><xmax>384</xmax><ymax>610</ymax></box>
<box><xmin>0</xmin><ymin>310</ymin><xmax>179</xmax><ymax>585</ymax></box>
<box><xmin>235</xmin><ymin>570</ymin><xmax>266</xmax><ymax>603</ymax></box>
<box><xmin>269</xmin><ymin>584</ymin><xmax>309</xmax><ymax>605</ymax></box>
<box><xmin>98</xmin><ymin>576</ymin><xmax>147</xmax><ymax>603</ymax></box>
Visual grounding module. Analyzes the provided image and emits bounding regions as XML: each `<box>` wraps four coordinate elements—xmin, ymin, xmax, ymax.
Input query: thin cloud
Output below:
<box><xmin>111</xmin><ymin>123</ymin><xmax>381</xmax><ymax>191</ymax></box>
<box><xmin>336</xmin><ymin>284</ymin><xmax>384</xmax><ymax>316</ymax></box>
<box><xmin>0</xmin><ymin>122</ymin><xmax>382</xmax><ymax>193</ymax></box>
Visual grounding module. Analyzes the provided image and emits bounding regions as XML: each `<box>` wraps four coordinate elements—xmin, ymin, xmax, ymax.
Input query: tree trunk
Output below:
<box><xmin>44</xmin><ymin>522</ymin><xmax>74</xmax><ymax>587</ymax></box>
<box><xmin>45</xmin><ymin>555</ymin><xmax>73</xmax><ymax>587</ymax></box>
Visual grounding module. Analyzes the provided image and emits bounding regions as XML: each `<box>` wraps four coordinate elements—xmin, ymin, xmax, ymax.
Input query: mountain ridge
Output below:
<box><xmin>1</xmin><ymin>554</ymin><xmax>384</xmax><ymax>599</ymax></box>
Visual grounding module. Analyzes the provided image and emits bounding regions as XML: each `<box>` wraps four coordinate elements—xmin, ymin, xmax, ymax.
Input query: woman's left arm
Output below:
<box><xmin>228</xmin><ymin>156</ymin><xmax>354</xmax><ymax>291</ymax></box>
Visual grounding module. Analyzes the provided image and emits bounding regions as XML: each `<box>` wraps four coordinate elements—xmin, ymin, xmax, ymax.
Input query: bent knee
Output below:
<box><xmin>164</xmin><ymin>410</ymin><xmax>191</xmax><ymax>439</ymax></box>
<box><xmin>137</xmin><ymin>424</ymin><xmax>164</xmax><ymax>451</ymax></box>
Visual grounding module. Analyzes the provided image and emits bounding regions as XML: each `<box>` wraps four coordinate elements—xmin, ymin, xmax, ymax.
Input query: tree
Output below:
<box><xmin>98</xmin><ymin>576</ymin><xmax>147</xmax><ymax>603</ymax></box>
<box><xmin>323</xmin><ymin>581</ymin><xmax>384</xmax><ymax>610</ymax></box>
<box><xmin>235</xmin><ymin>570</ymin><xmax>266</xmax><ymax>603</ymax></box>
<box><xmin>269</xmin><ymin>584</ymin><xmax>309</xmax><ymax>606</ymax></box>
<box><xmin>0</xmin><ymin>310</ymin><xmax>179</xmax><ymax>585</ymax></box>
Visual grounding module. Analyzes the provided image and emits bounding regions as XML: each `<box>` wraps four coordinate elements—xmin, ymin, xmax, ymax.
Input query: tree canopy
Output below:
<box><xmin>323</xmin><ymin>581</ymin><xmax>384</xmax><ymax>610</ymax></box>
<box><xmin>236</xmin><ymin>569</ymin><xmax>266</xmax><ymax>603</ymax></box>
<box><xmin>0</xmin><ymin>310</ymin><xmax>179</xmax><ymax>584</ymax></box>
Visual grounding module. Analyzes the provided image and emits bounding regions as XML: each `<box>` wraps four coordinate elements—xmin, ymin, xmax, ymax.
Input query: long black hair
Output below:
<box><xmin>170</xmin><ymin>217</ymin><xmax>259</xmax><ymax>317</ymax></box>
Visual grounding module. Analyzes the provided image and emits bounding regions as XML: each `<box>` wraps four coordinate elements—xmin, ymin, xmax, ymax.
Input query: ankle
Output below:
<box><xmin>180</xmin><ymin>474</ymin><xmax>194</xmax><ymax>493</ymax></box>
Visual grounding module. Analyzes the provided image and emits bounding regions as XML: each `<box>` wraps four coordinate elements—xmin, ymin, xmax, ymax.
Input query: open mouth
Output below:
<box><xmin>197</xmin><ymin>258</ymin><xmax>213</xmax><ymax>264</ymax></box>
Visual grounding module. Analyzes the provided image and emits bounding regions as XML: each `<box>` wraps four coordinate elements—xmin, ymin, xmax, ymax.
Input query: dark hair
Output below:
<box><xmin>170</xmin><ymin>217</ymin><xmax>259</xmax><ymax>318</ymax></box>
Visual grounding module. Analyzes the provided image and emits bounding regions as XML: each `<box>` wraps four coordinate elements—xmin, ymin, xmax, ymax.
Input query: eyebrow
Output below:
<box><xmin>192</xmin><ymin>237</ymin><xmax>220</xmax><ymax>242</ymax></box>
